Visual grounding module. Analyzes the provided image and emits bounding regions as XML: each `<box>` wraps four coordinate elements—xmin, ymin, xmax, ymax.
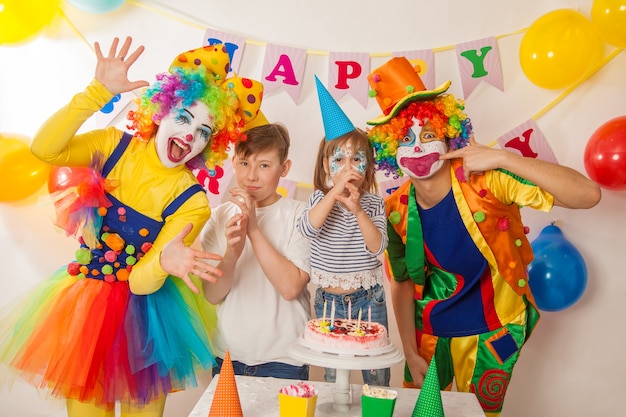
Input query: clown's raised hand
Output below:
<box><xmin>94</xmin><ymin>36</ymin><xmax>149</xmax><ymax>96</ymax></box>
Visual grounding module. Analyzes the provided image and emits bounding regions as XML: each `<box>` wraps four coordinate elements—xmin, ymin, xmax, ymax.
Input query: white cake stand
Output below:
<box><xmin>287</xmin><ymin>339</ymin><xmax>404</xmax><ymax>417</ymax></box>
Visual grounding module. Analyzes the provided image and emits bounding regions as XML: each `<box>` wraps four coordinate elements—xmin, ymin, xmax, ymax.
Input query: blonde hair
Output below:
<box><xmin>313</xmin><ymin>128</ymin><xmax>377</xmax><ymax>195</ymax></box>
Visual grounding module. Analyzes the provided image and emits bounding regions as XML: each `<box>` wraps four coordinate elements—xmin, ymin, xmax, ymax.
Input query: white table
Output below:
<box><xmin>187</xmin><ymin>374</ymin><xmax>485</xmax><ymax>417</ymax></box>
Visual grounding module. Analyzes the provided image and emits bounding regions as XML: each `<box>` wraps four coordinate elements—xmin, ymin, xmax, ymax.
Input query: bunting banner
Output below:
<box><xmin>378</xmin><ymin>176</ymin><xmax>409</xmax><ymax>199</ymax></box>
<box><xmin>497</xmin><ymin>119</ymin><xmax>558</xmax><ymax>164</ymax></box>
<box><xmin>456</xmin><ymin>36</ymin><xmax>504</xmax><ymax>99</ymax></box>
<box><xmin>392</xmin><ymin>49</ymin><xmax>436</xmax><ymax>90</ymax></box>
<box><xmin>88</xmin><ymin>7</ymin><xmax>611</xmax><ymax>204</ymax></box>
<box><xmin>96</xmin><ymin>91</ymin><xmax>135</xmax><ymax>128</ymax></box>
<box><xmin>262</xmin><ymin>43</ymin><xmax>308</xmax><ymax>103</ymax></box>
<box><xmin>328</xmin><ymin>52</ymin><xmax>371</xmax><ymax>108</ymax></box>
<box><xmin>194</xmin><ymin>158</ymin><xmax>235</xmax><ymax>208</ymax></box>
<box><xmin>277</xmin><ymin>177</ymin><xmax>297</xmax><ymax>199</ymax></box>
<box><xmin>203</xmin><ymin>28</ymin><xmax>247</xmax><ymax>75</ymax></box>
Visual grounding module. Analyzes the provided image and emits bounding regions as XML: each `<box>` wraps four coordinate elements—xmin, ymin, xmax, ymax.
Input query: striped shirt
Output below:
<box><xmin>297</xmin><ymin>190</ymin><xmax>388</xmax><ymax>290</ymax></box>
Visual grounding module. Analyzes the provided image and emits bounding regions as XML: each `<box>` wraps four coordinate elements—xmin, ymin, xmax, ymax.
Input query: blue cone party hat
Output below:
<box><xmin>412</xmin><ymin>357</ymin><xmax>445</xmax><ymax>417</ymax></box>
<box><xmin>315</xmin><ymin>75</ymin><xmax>355</xmax><ymax>141</ymax></box>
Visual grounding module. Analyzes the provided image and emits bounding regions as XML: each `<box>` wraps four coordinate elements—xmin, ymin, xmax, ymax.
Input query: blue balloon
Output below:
<box><xmin>67</xmin><ymin>0</ymin><xmax>125</xmax><ymax>14</ymax></box>
<box><xmin>527</xmin><ymin>224</ymin><xmax>588</xmax><ymax>312</ymax></box>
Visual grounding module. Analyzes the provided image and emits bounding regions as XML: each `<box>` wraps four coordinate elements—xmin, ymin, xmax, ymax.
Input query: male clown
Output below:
<box><xmin>366</xmin><ymin>57</ymin><xmax>600</xmax><ymax>416</ymax></box>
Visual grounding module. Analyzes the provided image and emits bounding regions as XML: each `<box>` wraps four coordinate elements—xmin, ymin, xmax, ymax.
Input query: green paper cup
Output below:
<box><xmin>361</xmin><ymin>392</ymin><xmax>397</xmax><ymax>417</ymax></box>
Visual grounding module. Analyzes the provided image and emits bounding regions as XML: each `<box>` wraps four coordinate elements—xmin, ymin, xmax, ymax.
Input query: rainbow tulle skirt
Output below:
<box><xmin>0</xmin><ymin>268</ymin><xmax>216</xmax><ymax>408</ymax></box>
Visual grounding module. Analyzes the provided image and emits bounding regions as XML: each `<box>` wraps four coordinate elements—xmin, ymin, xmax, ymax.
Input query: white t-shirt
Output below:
<box><xmin>200</xmin><ymin>197</ymin><xmax>311</xmax><ymax>366</ymax></box>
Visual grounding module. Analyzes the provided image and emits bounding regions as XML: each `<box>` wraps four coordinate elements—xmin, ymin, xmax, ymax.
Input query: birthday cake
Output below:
<box><xmin>299</xmin><ymin>318</ymin><xmax>391</xmax><ymax>355</ymax></box>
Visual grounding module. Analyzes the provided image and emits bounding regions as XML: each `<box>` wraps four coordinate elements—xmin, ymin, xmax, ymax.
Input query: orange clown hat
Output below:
<box><xmin>367</xmin><ymin>57</ymin><xmax>451</xmax><ymax>126</ymax></box>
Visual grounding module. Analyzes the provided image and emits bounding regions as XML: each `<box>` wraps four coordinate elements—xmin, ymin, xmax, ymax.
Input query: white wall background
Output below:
<box><xmin>1</xmin><ymin>1</ymin><xmax>625</xmax><ymax>416</ymax></box>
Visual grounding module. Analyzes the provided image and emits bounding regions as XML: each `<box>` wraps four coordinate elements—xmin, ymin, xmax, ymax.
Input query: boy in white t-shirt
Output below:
<box><xmin>200</xmin><ymin>123</ymin><xmax>311</xmax><ymax>379</ymax></box>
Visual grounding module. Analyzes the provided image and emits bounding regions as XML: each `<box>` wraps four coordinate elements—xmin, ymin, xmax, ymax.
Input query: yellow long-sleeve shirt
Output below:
<box><xmin>31</xmin><ymin>79</ymin><xmax>211</xmax><ymax>295</ymax></box>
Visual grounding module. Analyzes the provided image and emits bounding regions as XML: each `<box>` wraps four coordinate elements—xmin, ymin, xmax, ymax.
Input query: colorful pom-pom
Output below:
<box><xmin>473</xmin><ymin>211</ymin><xmax>486</xmax><ymax>223</ymax></box>
<box><xmin>104</xmin><ymin>250</ymin><xmax>117</xmax><ymax>263</ymax></box>
<box><xmin>75</xmin><ymin>248</ymin><xmax>92</xmax><ymax>265</ymax></box>
<box><xmin>455</xmin><ymin>166</ymin><xmax>466</xmax><ymax>183</ymax></box>
<box><xmin>116</xmin><ymin>269</ymin><xmax>130</xmax><ymax>282</ymax></box>
<box><xmin>139</xmin><ymin>228</ymin><xmax>149</xmax><ymax>237</ymax></box>
<box><xmin>389</xmin><ymin>211</ymin><xmax>402</xmax><ymax>225</ymax></box>
<box><xmin>67</xmin><ymin>262</ymin><xmax>80</xmax><ymax>276</ymax></box>
<box><xmin>497</xmin><ymin>217</ymin><xmax>510</xmax><ymax>231</ymax></box>
<box><xmin>104</xmin><ymin>233</ymin><xmax>125</xmax><ymax>252</ymax></box>
<box><xmin>125</xmin><ymin>245</ymin><xmax>136</xmax><ymax>255</ymax></box>
<box><xmin>517</xmin><ymin>279</ymin><xmax>527</xmax><ymax>287</ymax></box>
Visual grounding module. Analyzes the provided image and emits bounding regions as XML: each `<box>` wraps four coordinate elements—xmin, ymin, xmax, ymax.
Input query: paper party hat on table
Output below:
<box><xmin>209</xmin><ymin>350</ymin><xmax>243</xmax><ymax>417</ymax></box>
<box><xmin>412</xmin><ymin>357</ymin><xmax>444</xmax><ymax>417</ymax></box>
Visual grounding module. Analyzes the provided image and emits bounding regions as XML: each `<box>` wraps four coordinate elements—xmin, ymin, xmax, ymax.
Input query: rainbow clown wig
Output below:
<box><xmin>367</xmin><ymin>93</ymin><xmax>473</xmax><ymax>178</ymax></box>
<box><xmin>127</xmin><ymin>65</ymin><xmax>240</xmax><ymax>170</ymax></box>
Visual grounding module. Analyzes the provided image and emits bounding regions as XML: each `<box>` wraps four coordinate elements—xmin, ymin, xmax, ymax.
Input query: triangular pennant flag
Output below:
<box><xmin>208</xmin><ymin>350</ymin><xmax>243</xmax><ymax>417</ymax></box>
<box><xmin>456</xmin><ymin>36</ymin><xmax>504</xmax><ymax>99</ymax></box>
<box><xmin>327</xmin><ymin>51</ymin><xmax>370</xmax><ymax>109</ymax></box>
<box><xmin>496</xmin><ymin>119</ymin><xmax>558</xmax><ymax>164</ymax></box>
<box><xmin>315</xmin><ymin>75</ymin><xmax>354</xmax><ymax>141</ymax></box>
<box><xmin>412</xmin><ymin>358</ymin><xmax>444</xmax><ymax>417</ymax></box>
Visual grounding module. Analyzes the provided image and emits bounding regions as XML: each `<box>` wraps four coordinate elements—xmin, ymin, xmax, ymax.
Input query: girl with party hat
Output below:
<box><xmin>0</xmin><ymin>36</ymin><xmax>263</xmax><ymax>417</ymax></box>
<box><xmin>296</xmin><ymin>76</ymin><xmax>390</xmax><ymax>386</ymax></box>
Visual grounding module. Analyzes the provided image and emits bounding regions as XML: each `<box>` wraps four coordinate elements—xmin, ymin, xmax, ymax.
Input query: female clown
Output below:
<box><xmin>0</xmin><ymin>37</ymin><xmax>263</xmax><ymax>417</ymax></box>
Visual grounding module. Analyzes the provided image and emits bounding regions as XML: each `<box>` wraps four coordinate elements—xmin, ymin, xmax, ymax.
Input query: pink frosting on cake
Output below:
<box><xmin>301</xmin><ymin>318</ymin><xmax>389</xmax><ymax>354</ymax></box>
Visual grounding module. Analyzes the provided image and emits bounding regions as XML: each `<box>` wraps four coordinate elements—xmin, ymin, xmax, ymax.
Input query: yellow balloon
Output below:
<box><xmin>0</xmin><ymin>0</ymin><xmax>60</xmax><ymax>45</ymax></box>
<box><xmin>519</xmin><ymin>9</ymin><xmax>604</xmax><ymax>89</ymax></box>
<box><xmin>0</xmin><ymin>134</ymin><xmax>51</xmax><ymax>202</ymax></box>
<box><xmin>591</xmin><ymin>0</ymin><xmax>626</xmax><ymax>48</ymax></box>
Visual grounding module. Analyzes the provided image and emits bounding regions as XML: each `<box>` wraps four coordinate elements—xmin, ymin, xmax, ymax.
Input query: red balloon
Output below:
<box><xmin>584</xmin><ymin>116</ymin><xmax>626</xmax><ymax>190</ymax></box>
<box><xmin>48</xmin><ymin>166</ymin><xmax>77</xmax><ymax>193</ymax></box>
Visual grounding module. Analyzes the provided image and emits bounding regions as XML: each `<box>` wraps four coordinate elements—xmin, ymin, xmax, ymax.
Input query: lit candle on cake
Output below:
<box><xmin>322</xmin><ymin>300</ymin><xmax>327</xmax><ymax>323</ymax></box>
<box><xmin>357</xmin><ymin>308</ymin><xmax>362</xmax><ymax>329</ymax></box>
<box><xmin>368</xmin><ymin>305</ymin><xmax>371</xmax><ymax>329</ymax></box>
<box><xmin>348</xmin><ymin>299</ymin><xmax>352</xmax><ymax>322</ymax></box>
<box><xmin>330</xmin><ymin>299</ymin><xmax>335</xmax><ymax>328</ymax></box>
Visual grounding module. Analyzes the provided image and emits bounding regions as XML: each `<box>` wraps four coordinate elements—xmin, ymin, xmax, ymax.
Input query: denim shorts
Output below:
<box><xmin>212</xmin><ymin>356</ymin><xmax>309</xmax><ymax>381</ymax></box>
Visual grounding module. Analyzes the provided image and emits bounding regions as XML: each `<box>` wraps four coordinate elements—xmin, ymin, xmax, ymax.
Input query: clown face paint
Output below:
<box><xmin>328</xmin><ymin>143</ymin><xmax>367</xmax><ymax>176</ymax></box>
<box><xmin>155</xmin><ymin>101</ymin><xmax>214</xmax><ymax>168</ymax></box>
<box><xmin>396</xmin><ymin>119</ymin><xmax>447</xmax><ymax>180</ymax></box>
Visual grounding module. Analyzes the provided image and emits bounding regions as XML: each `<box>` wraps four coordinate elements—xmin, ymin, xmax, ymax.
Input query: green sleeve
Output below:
<box><xmin>386</xmin><ymin>220</ymin><xmax>410</xmax><ymax>282</ymax></box>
